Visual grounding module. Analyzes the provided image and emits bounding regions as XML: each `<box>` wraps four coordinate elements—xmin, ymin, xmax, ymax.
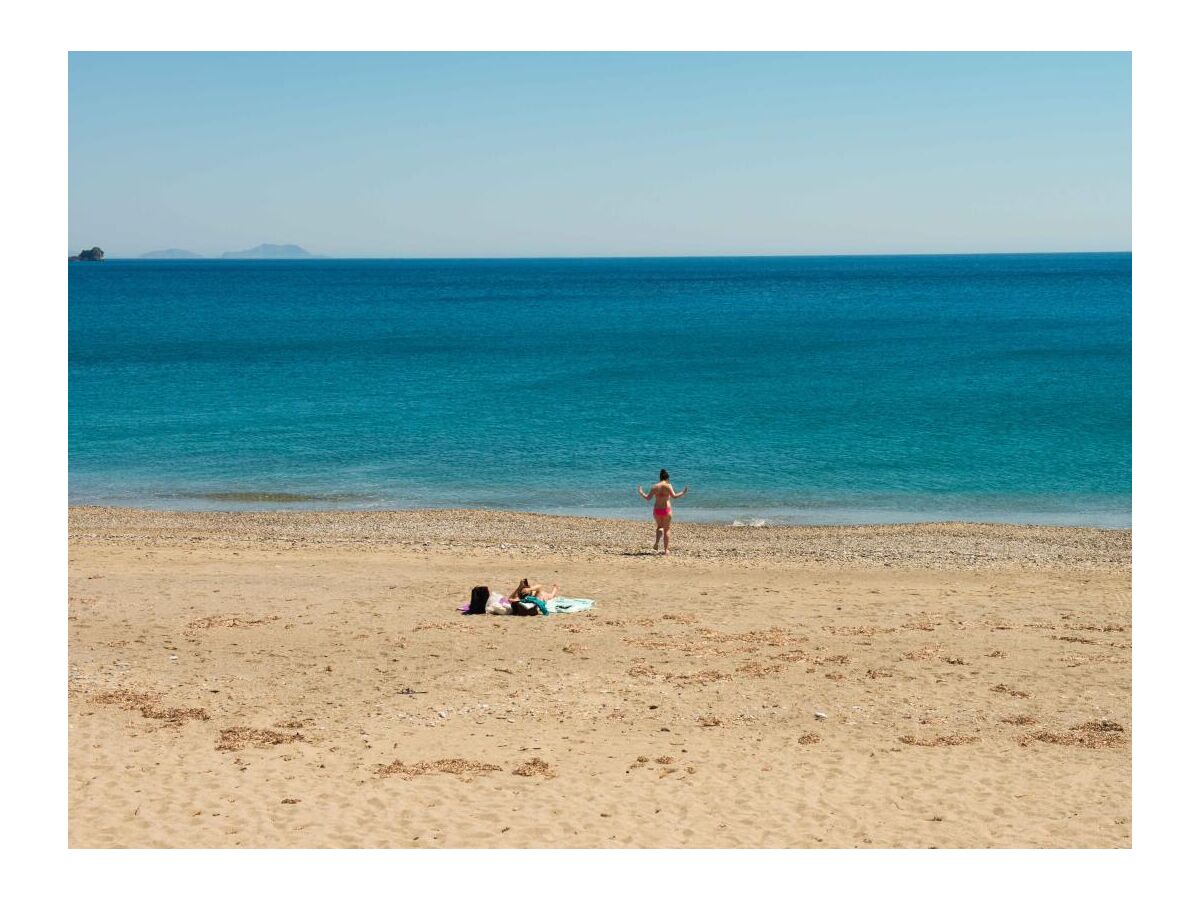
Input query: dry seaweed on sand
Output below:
<box><xmin>273</xmin><ymin>718</ymin><xmax>315</xmax><ymax>729</ymax></box>
<box><xmin>376</xmin><ymin>758</ymin><xmax>503</xmax><ymax>779</ymax></box>
<box><xmin>1000</xmin><ymin>714</ymin><xmax>1038</xmax><ymax>726</ymax></box>
<box><xmin>91</xmin><ymin>689</ymin><xmax>209</xmax><ymax>724</ymax></box>
<box><xmin>216</xmin><ymin>727</ymin><xmax>305</xmax><ymax>752</ymax></box>
<box><xmin>797</xmin><ymin>732</ymin><xmax>821</xmax><ymax>745</ymax></box>
<box><xmin>141</xmin><ymin>705</ymin><xmax>210</xmax><ymax>723</ymax></box>
<box><xmin>512</xmin><ymin>757</ymin><xmax>556</xmax><ymax>778</ymax></box>
<box><xmin>991</xmin><ymin>683</ymin><xmax>1030</xmax><ymax>698</ymax></box>
<box><xmin>899</xmin><ymin>733</ymin><xmax>980</xmax><ymax>747</ymax></box>
<box><xmin>900</xmin><ymin>644</ymin><xmax>944</xmax><ymax>661</ymax></box>
<box><xmin>665</xmin><ymin>669</ymin><xmax>731</xmax><ymax>686</ymax></box>
<box><xmin>820</xmin><ymin>654</ymin><xmax>854</xmax><ymax>668</ymax></box>
<box><xmin>1018</xmin><ymin>720</ymin><xmax>1125</xmax><ymax>749</ymax></box>
<box><xmin>823</xmin><ymin>625</ymin><xmax>896</xmax><ymax>637</ymax></box>
<box><xmin>186</xmin><ymin>614</ymin><xmax>279</xmax><ymax>631</ymax></box>
<box><xmin>736</xmin><ymin>661</ymin><xmax>783</xmax><ymax>677</ymax></box>
<box><xmin>91</xmin><ymin>689</ymin><xmax>161</xmax><ymax>710</ymax></box>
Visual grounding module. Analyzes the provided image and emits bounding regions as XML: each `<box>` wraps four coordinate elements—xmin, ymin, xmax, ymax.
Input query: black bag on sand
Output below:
<box><xmin>467</xmin><ymin>585</ymin><xmax>490</xmax><ymax>615</ymax></box>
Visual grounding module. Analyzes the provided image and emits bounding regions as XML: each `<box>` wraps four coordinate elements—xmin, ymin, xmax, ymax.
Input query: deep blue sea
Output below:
<box><xmin>68</xmin><ymin>254</ymin><xmax>1131</xmax><ymax>526</ymax></box>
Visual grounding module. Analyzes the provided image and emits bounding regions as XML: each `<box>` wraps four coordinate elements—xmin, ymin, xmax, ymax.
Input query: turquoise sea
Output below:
<box><xmin>68</xmin><ymin>254</ymin><xmax>1131</xmax><ymax>526</ymax></box>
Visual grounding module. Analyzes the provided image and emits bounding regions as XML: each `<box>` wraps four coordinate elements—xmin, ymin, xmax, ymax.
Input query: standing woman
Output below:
<box><xmin>637</xmin><ymin>469</ymin><xmax>689</xmax><ymax>555</ymax></box>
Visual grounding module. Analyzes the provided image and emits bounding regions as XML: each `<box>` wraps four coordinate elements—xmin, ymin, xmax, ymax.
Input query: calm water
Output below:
<box><xmin>68</xmin><ymin>255</ymin><xmax>1131</xmax><ymax>526</ymax></box>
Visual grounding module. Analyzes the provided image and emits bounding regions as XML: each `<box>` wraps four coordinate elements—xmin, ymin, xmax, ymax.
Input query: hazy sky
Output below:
<box><xmin>68</xmin><ymin>52</ymin><xmax>1130</xmax><ymax>258</ymax></box>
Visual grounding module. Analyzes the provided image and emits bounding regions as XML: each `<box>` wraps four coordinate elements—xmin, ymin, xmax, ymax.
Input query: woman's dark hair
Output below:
<box><xmin>660</xmin><ymin>469</ymin><xmax>669</xmax><ymax>481</ymax></box>
<box><xmin>468</xmin><ymin>585</ymin><xmax>490</xmax><ymax>615</ymax></box>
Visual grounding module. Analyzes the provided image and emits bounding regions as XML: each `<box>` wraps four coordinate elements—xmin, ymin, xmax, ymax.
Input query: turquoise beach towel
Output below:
<box><xmin>546</xmin><ymin>598</ymin><xmax>594</xmax><ymax>614</ymax></box>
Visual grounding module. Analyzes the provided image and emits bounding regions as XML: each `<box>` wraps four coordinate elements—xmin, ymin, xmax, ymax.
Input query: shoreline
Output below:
<box><xmin>66</xmin><ymin>498</ymin><xmax>1132</xmax><ymax>530</ymax></box>
<box><xmin>69</xmin><ymin>506</ymin><xmax>1130</xmax><ymax>571</ymax></box>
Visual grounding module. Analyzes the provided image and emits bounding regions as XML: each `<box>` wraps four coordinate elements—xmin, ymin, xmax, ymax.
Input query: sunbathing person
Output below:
<box><xmin>509</xmin><ymin>577</ymin><xmax>559</xmax><ymax>602</ymax></box>
<box><xmin>465</xmin><ymin>579</ymin><xmax>558</xmax><ymax>616</ymax></box>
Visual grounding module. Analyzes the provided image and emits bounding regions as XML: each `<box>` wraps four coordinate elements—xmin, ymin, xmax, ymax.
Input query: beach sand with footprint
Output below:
<box><xmin>68</xmin><ymin>507</ymin><xmax>1130</xmax><ymax>848</ymax></box>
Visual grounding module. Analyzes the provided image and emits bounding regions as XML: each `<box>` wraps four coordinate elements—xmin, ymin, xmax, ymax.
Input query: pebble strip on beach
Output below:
<box><xmin>69</xmin><ymin>506</ymin><xmax>1130</xmax><ymax>572</ymax></box>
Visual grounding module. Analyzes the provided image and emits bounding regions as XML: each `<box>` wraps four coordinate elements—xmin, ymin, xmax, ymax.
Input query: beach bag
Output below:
<box><xmin>467</xmin><ymin>585</ymin><xmax>490</xmax><ymax>615</ymax></box>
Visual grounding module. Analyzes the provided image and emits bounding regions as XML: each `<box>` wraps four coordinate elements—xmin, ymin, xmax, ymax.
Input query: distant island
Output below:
<box><xmin>221</xmin><ymin>243</ymin><xmax>316</xmax><ymax>260</ymax></box>
<box><xmin>69</xmin><ymin>247</ymin><xmax>104</xmax><ymax>262</ymax></box>
<box><xmin>140</xmin><ymin>248</ymin><xmax>203</xmax><ymax>260</ymax></box>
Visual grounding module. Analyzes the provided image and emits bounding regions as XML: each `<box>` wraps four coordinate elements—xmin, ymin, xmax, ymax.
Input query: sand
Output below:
<box><xmin>67</xmin><ymin>507</ymin><xmax>1131</xmax><ymax>848</ymax></box>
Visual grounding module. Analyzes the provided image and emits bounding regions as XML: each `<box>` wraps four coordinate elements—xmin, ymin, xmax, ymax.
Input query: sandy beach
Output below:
<box><xmin>68</xmin><ymin>507</ymin><xmax>1131</xmax><ymax>848</ymax></box>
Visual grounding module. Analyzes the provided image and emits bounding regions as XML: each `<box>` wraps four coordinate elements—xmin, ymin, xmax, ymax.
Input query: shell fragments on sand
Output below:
<box><xmin>376</xmin><ymin>758</ymin><xmax>503</xmax><ymax>779</ymax></box>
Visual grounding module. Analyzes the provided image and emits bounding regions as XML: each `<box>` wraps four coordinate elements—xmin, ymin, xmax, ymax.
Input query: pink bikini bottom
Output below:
<box><xmin>653</xmin><ymin>507</ymin><xmax>670</xmax><ymax>519</ymax></box>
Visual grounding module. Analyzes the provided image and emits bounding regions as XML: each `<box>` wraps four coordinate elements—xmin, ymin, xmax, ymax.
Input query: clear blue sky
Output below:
<box><xmin>68</xmin><ymin>52</ymin><xmax>1130</xmax><ymax>258</ymax></box>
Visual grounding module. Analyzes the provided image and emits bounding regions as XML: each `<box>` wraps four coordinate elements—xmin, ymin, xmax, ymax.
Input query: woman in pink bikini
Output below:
<box><xmin>637</xmin><ymin>469</ymin><xmax>689</xmax><ymax>555</ymax></box>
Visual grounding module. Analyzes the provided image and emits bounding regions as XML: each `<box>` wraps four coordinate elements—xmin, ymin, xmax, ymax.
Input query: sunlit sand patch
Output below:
<box><xmin>413</xmin><ymin>621</ymin><xmax>468</xmax><ymax>632</ymax></box>
<box><xmin>628</xmin><ymin>627</ymin><xmax>807</xmax><ymax>658</ymax></box>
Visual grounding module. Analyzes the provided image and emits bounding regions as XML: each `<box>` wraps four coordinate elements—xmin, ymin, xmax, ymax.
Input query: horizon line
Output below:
<box><xmin>100</xmin><ymin>249</ymin><xmax>1133</xmax><ymax>261</ymax></box>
